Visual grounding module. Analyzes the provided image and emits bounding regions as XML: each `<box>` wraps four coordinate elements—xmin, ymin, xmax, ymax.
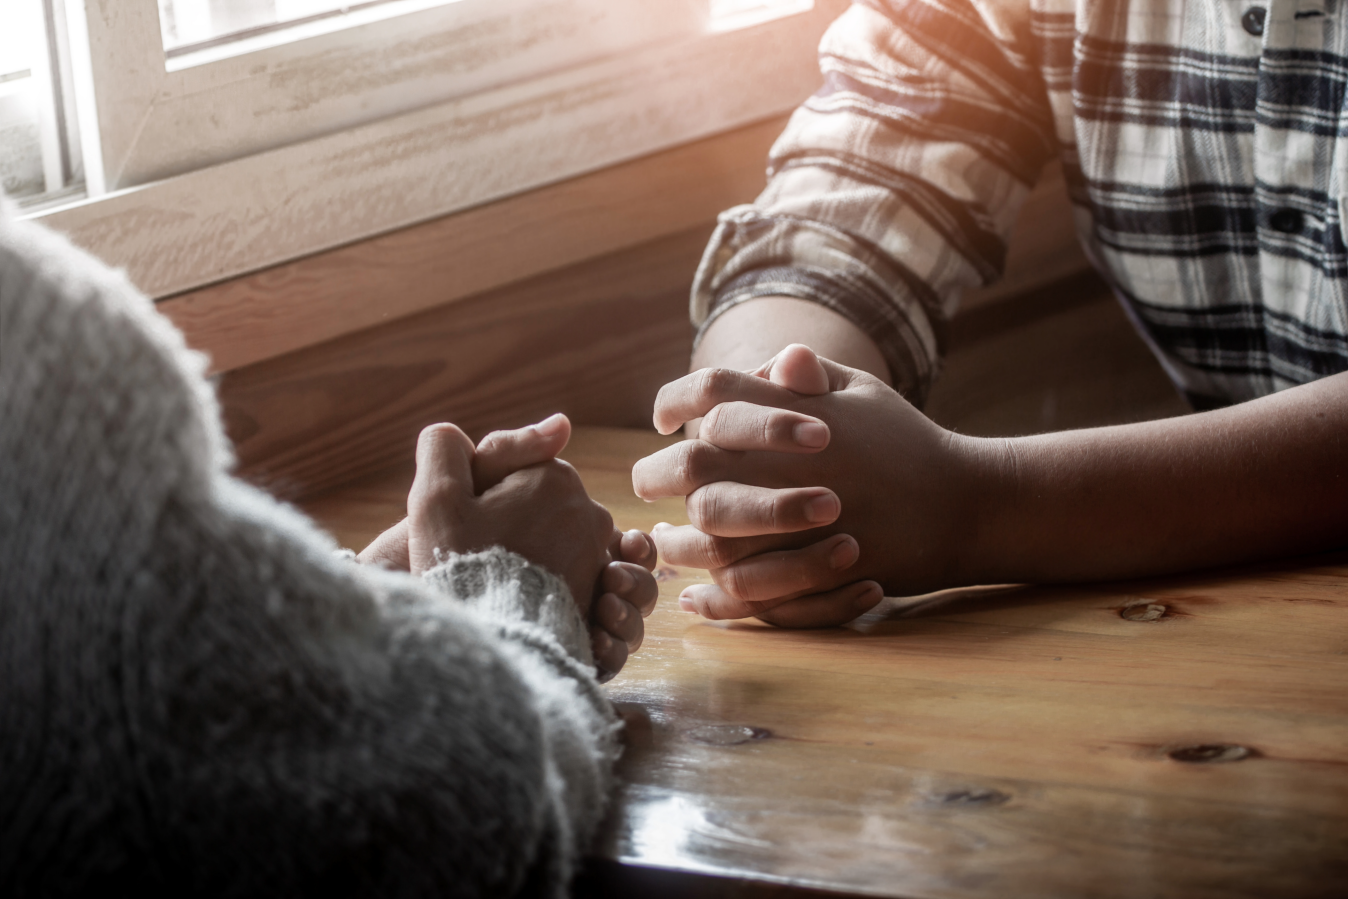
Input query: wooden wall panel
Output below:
<box><xmin>221</xmin><ymin>227</ymin><xmax>708</xmax><ymax>498</ymax></box>
<box><xmin>160</xmin><ymin>117</ymin><xmax>790</xmax><ymax>374</ymax></box>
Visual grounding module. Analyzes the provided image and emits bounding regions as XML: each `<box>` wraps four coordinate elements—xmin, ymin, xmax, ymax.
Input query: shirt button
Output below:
<box><xmin>1242</xmin><ymin>6</ymin><xmax>1266</xmax><ymax>36</ymax></box>
<box><xmin>1269</xmin><ymin>207</ymin><xmax>1304</xmax><ymax>234</ymax></box>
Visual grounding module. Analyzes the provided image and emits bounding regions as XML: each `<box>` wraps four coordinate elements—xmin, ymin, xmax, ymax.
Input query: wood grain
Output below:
<box><xmin>155</xmin><ymin>116</ymin><xmax>789</xmax><ymax>374</ymax></box>
<box><xmin>219</xmin><ymin>227</ymin><xmax>707</xmax><ymax>498</ymax></box>
<box><xmin>300</xmin><ymin>427</ymin><xmax>1348</xmax><ymax>899</ymax></box>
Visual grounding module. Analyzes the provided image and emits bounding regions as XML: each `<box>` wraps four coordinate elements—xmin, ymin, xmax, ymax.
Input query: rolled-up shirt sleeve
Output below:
<box><xmin>691</xmin><ymin>0</ymin><xmax>1055</xmax><ymax>403</ymax></box>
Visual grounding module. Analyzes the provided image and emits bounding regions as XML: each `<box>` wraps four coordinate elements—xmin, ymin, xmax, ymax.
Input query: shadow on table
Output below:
<box><xmin>573</xmin><ymin>857</ymin><xmax>844</xmax><ymax>899</ymax></box>
<box><xmin>855</xmin><ymin>584</ymin><xmax>1038</xmax><ymax>628</ymax></box>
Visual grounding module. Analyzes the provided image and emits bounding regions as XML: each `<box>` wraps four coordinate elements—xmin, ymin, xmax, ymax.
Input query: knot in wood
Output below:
<box><xmin>1120</xmin><ymin>601</ymin><xmax>1167</xmax><ymax>622</ymax></box>
<box><xmin>685</xmin><ymin>725</ymin><xmax>772</xmax><ymax>746</ymax></box>
<box><xmin>1167</xmin><ymin>743</ymin><xmax>1252</xmax><ymax>764</ymax></box>
<box><xmin>933</xmin><ymin>788</ymin><xmax>1010</xmax><ymax>807</ymax></box>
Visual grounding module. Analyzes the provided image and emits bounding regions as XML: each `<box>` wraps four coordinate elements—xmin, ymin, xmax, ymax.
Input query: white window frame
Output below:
<box><xmin>36</xmin><ymin>0</ymin><xmax>845</xmax><ymax>299</ymax></box>
<box><xmin>83</xmin><ymin>0</ymin><xmax>712</xmax><ymax>190</ymax></box>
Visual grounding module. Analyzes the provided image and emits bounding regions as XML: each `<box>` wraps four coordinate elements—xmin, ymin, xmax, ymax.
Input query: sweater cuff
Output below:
<box><xmin>422</xmin><ymin>546</ymin><xmax>593</xmax><ymax>667</ymax></box>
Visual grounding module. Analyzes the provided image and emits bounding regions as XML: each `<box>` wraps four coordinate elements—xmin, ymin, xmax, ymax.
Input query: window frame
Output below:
<box><xmin>34</xmin><ymin>0</ymin><xmax>845</xmax><ymax>299</ymax></box>
<box><xmin>82</xmin><ymin>0</ymin><xmax>713</xmax><ymax>190</ymax></box>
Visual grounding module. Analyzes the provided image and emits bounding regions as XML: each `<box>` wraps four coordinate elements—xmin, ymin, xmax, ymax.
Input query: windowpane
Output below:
<box><xmin>0</xmin><ymin>78</ymin><xmax>45</xmax><ymax>200</ymax></box>
<box><xmin>711</xmin><ymin>0</ymin><xmax>813</xmax><ymax>29</ymax></box>
<box><xmin>0</xmin><ymin>0</ymin><xmax>67</xmax><ymax>202</ymax></box>
<box><xmin>157</xmin><ymin>0</ymin><xmax>420</xmax><ymax>54</ymax></box>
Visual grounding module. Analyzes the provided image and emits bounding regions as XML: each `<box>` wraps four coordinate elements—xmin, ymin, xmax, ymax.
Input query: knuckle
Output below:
<box><xmin>680</xmin><ymin>441</ymin><xmax>719</xmax><ymax>485</ymax></box>
<box><xmin>671</xmin><ymin>444</ymin><xmax>699</xmax><ymax>489</ymax></box>
<box><xmin>694</xmin><ymin>594</ymin><xmax>723</xmax><ymax>621</ymax></box>
<box><xmin>541</xmin><ymin>459</ymin><xmax>579</xmax><ymax>491</ymax></box>
<box><xmin>764</xmin><ymin>494</ymin><xmax>788</xmax><ymax>532</ymax></box>
<box><xmin>695</xmin><ymin>367</ymin><xmax>735</xmax><ymax>403</ymax></box>
<box><xmin>543</xmin><ymin>457</ymin><xmax>572</xmax><ymax>480</ymax></box>
<box><xmin>686</xmin><ymin>488</ymin><xmax>720</xmax><ymax>532</ymax></box>
<box><xmin>700</xmin><ymin>403</ymin><xmax>724</xmax><ymax>438</ymax></box>
<box><xmin>760</xmin><ymin>414</ymin><xmax>776</xmax><ymax>448</ymax></box>
<box><xmin>704</xmin><ymin>537</ymin><xmax>738</xmax><ymax>570</ymax></box>
<box><xmin>717</xmin><ymin>565</ymin><xmax>753</xmax><ymax>603</ymax></box>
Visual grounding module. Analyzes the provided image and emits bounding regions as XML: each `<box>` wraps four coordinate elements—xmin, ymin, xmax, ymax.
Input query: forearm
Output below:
<box><xmin>693</xmin><ymin>296</ymin><xmax>891</xmax><ymax>383</ymax></box>
<box><xmin>966</xmin><ymin>371</ymin><xmax>1348</xmax><ymax>583</ymax></box>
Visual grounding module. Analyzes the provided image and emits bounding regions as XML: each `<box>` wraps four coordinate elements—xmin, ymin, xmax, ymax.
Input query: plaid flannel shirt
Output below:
<box><xmin>691</xmin><ymin>0</ymin><xmax>1348</xmax><ymax>407</ymax></box>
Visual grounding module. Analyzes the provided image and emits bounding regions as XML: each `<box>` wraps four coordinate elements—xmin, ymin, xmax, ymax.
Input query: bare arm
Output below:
<box><xmin>971</xmin><ymin>369</ymin><xmax>1348</xmax><ymax>583</ymax></box>
<box><xmin>636</xmin><ymin>349</ymin><xmax>1348</xmax><ymax>624</ymax></box>
<box><xmin>694</xmin><ymin>297</ymin><xmax>891</xmax><ymax>383</ymax></box>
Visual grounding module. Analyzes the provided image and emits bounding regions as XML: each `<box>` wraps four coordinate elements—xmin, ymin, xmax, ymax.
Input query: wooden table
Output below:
<box><xmin>301</xmin><ymin>427</ymin><xmax>1348</xmax><ymax>899</ymax></box>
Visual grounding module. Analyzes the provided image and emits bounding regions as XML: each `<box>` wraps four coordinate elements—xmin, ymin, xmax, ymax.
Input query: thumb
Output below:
<box><xmin>407</xmin><ymin>423</ymin><xmax>476</xmax><ymax>573</ymax></box>
<box><xmin>473</xmin><ymin>413</ymin><xmax>571</xmax><ymax>493</ymax></box>
<box><xmin>757</xmin><ymin>344</ymin><xmax>830</xmax><ymax>395</ymax></box>
<box><xmin>357</xmin><ymin>518</ymin><xmax>411</xmax><ymax>570</ymax></box>
<box><xmin>411</xmin><ymin>423</ymin><xmax>476</xmax><ymax>506</ymax></box>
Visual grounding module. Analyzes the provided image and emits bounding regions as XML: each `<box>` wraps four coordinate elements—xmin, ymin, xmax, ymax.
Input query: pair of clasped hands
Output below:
<box><xmin>359</xmin><ymin>344</ymin><xmax>964</xmax><ymax>680</ymax></box>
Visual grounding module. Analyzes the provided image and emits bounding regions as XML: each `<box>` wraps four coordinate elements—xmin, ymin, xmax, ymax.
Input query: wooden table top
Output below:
<box><xmin>301</xmin><ymin>426</ymin><xmax>1348</xmax><ymax>899</ymax></box>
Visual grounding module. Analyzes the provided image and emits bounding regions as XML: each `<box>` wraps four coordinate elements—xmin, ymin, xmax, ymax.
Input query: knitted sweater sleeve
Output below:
<box><xmin>0</xmin><ymin>202</ymin><xmax>620</xmax><ymax>898</ymax></box>
<box><xmin>142</xmin><ymin>486</ymin><xmax>620</xmax><ymax>899</ymax></box>
<box><xmin>420</xmin><ymin>546</ymin><xmax>624</xmax><ymax>890</ymax></box>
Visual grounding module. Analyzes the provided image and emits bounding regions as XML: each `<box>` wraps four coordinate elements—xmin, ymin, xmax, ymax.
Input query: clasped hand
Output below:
<box><xmin>358</xmin><ymin>414</ymin><xmax>659</xmax><ymax>680</ymax></box>
<box><xmin>633</xmin><ymin>345</ymin><xmax>988</xmax><ymax>627</ymax></box>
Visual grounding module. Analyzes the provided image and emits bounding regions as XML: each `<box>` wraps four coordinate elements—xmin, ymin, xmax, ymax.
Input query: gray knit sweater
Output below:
<box><xmin>0</xmin><ymin>200</ymin><xmax>621</xmax><ymax>897</ymax></box>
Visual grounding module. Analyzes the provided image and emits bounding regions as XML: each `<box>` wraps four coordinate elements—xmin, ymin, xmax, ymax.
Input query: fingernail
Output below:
<box><xmin>793</xmin><ymin>421</ymin><xmax>829</xmax><ymax>448</ymax></box>
<box><xmin>535</xmin><ymin>413</ymin><xmax>567</xmax><ymax>437</ymax></box>
<box><xmin>804</xmin><ymin>492</ymin><xmax>839</xmax><ymax>523</ymax></box>
<box><xmin>828</xmin><ymin>536</ymin><xmax>859</xmax><ymax>570</ymax></box>
<box><xmin>592</xmin><ymin>630</ymin><xmax>612</xmax><ymax>653</ymax></box>
<box><xmin>678</xmin><ymin>590</ymin><xmax>695</xmax><ymax>612</ymax></box>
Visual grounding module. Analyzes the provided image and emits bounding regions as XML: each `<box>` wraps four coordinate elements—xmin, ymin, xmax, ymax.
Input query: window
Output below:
<box><xmin>86</xmin><ymin>0</ymin><xmax>714</xmax><ymax>188</ymax></box>
<box><xmin>158</xmin><ymin>1</ymin><xmax>413</xmax><ymax>54</ymax></box>
<box><xmin>14</xmin><ymin>0</ymin><xmax>841</xmax><ymax>297</ymax></box>
<box><xmin>1</xmin><ymin>0</ymin><xmax>85</xmax><ymax>208</ymax></box>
